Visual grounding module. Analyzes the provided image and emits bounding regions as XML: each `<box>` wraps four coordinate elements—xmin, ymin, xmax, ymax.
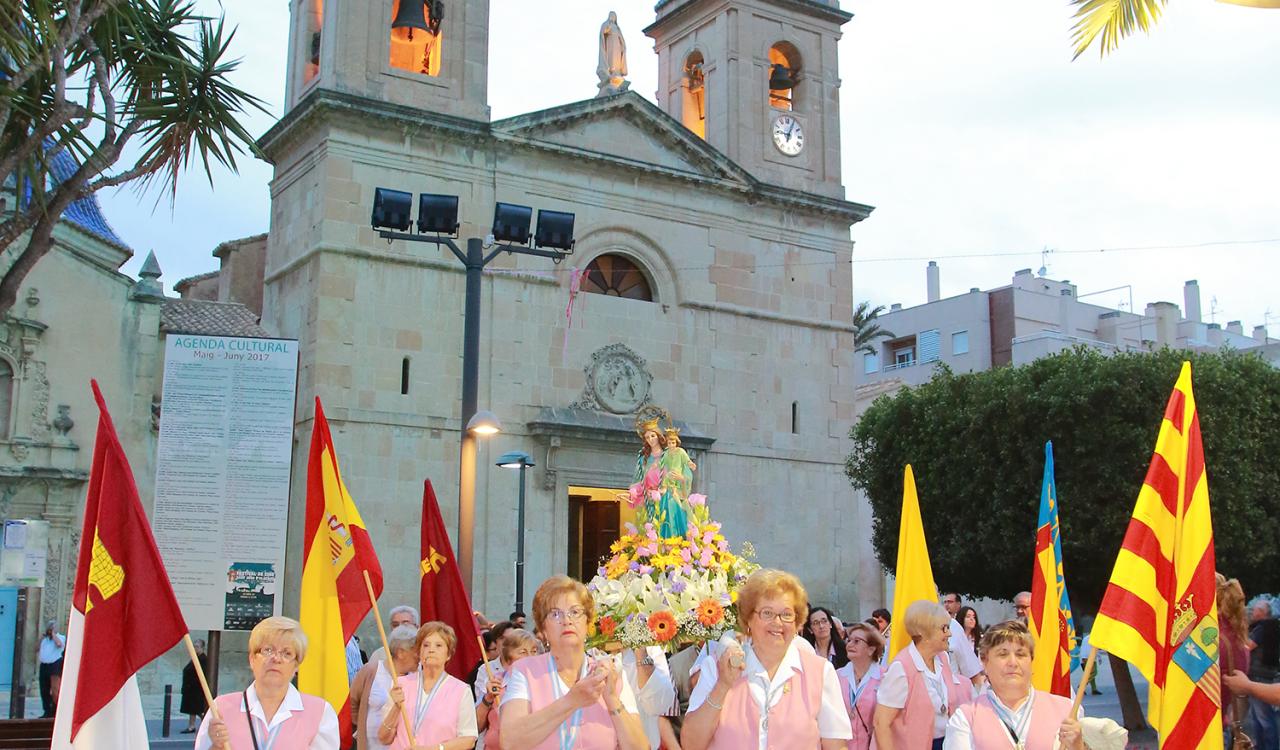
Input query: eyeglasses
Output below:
<box><xmin>547</xmin><ymin>607</ymin><xmax>588</xmax><ymax>623</ymax></box>
<box><xmin>810</xmin><ymin>618</ymin><xmax>830</xmax><ymax>627</ymax></box>
<box><xmin>756</xmin><ymin>609</ymin><xmax>797</xmax><ymax>623</ymax></box>
<box><xmin>1014</xmin><ymin>604</ymin><xmax>1030</xmax><ymax>612</ymax></box>
<box><xmin>257</xmin><ymin>646</ymin><xmax>297</xmax><ymax>663</ymax></box>
<box><xmin>848</xmin><ymin>637</ymin><xmax>870</xmax><ymax>646</ymax></box>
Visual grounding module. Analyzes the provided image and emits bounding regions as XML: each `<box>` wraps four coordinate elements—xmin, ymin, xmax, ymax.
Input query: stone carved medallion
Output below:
<box><xmin>572</xmin><ymin>343</ymin><xmax>652</xmax><ymax>414</ymax></box>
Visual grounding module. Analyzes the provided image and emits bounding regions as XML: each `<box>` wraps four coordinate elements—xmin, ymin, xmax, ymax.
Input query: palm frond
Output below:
<box><xmin>1069</xmin><ymin>0</ymin><xmax>1167</xmax><ymax>60</ymax></box>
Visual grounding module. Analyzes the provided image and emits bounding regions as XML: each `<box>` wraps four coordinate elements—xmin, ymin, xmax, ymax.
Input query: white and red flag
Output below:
<box><xmin>51</xmin><ymin>380</ymin><xmax>188</xmax><ymax>749</ymax></box>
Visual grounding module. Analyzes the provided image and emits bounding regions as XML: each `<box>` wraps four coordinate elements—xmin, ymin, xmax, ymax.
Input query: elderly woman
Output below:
<box><xmin>476</xmin><ymin>629</ymin><xmax>540</xmax><ymax>750</ymax></box>
<box><xmin>683</xmin><ymin>568</ymin><xmax>853</xmax><ymax>750</ymax></box>
<box><xmin>359</xmin><ymin>624</ymin><xmax>422</xmax><ymax>750</ymax></box>
<box><xmin>837</xmin><ymin>622</ymin><xmax>884</xmax><ymax>750</ymax></box>
<box><xmin>944</xmin><ymin>620</ymin><xmax>1084</xmax><ymax>749</ymax></box>
<box><xmin>500</xmin><ymin>575</ymin><xmax>648</xmax><ymax>750</ymax></box>
<box><xmin>196</xmin><ymin>616</ymin><xmax>340</xmax><ymax>750</ymax></box>
<box><xmin>873</xmin><ymin>601</ymin><xmax>970</xmax><ymax>750</ymax></box>
<box><xmin>380</xmin><ymin>622</ymin><xmax>479</xmax><ymax>750</ymax></box>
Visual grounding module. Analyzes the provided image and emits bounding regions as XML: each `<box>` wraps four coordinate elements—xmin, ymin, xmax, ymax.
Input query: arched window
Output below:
<box><xmin>681</xmin><ymin>51</ymin><xmax>706</xmax><ymax>140</ymax></box>
<box><xmin>0</xmin><ymin>360</ymin><xmax>12</xmax><ymax>438</ymax></box>
<box><xmin>302</xmin><ymin>0</ymin><xmax>323</xmax><ymax>84</ymax></box>
<box><xmin>582</xmin><ymin>254</ymin><xmax>653</xmax><ymax>301</ymax></box>
<box><xmin>390</xmin><ymin>0</ymin><xmax>443</xmax><ymax>76</ymax></box>
<box><xmin>768</xmin><ymin>43</ymin><xmax>801</xmax><ymax>110</ymax></box>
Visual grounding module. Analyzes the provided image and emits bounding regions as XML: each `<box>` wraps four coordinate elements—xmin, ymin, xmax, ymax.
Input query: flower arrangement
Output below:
<box><xmin>586</xmin><ymin>518</ymin><xmax>758</xmax><ymax>651</ymax></box>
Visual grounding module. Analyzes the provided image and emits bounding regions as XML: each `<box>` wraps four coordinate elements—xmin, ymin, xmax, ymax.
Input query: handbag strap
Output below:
<box><xmin>243</xmin><ymin>691</ymin><xmax>261</xmax><ymax>750</ymax></box>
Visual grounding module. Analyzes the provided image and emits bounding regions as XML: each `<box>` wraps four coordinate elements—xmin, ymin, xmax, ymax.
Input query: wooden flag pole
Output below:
<box><xmin>364</xmin><ymin>570</ymin><xmax>416</xmax><ymax>744</ymax></box>
<box><xmin>1071</xmin><ymin>648</ymin><xmax>1098</xmax><ymax>718</ymax></box>
<box><xmin>183</xmin><ymin>634</ymin><xmax>225</xmax><ymax>747</ymax></box>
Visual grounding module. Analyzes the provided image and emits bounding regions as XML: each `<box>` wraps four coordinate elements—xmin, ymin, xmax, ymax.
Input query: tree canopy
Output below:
<box><xmin>847</xmin><ymin>347</ymin><xmax>1280</xmax><ymax>615</ymax></box>
<box><xmin>0</xmin><ymin>0</ymin><xmax>264</xmax><ymax>311</ymax></box>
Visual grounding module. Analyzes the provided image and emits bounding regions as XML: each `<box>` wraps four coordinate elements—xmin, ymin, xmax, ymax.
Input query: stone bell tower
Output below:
<box><xmin>283</xmin><ymin>0</ymin><xmax>490</xmax><ymax>121</ymax></box>
<box><xmin>645</xmin><ymin>0</ymin><xmax>851</xmax><ymax>199</ymax></box>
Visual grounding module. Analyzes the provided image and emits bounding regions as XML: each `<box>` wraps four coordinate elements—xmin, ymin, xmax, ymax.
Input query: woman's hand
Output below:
<box><xmin>485</xmin><ymin>675</ymin><xmax>505</xmax><ymax>705</ymax></box>
<box><xmin>715</xmin><ymin>640</ymin><xmax>746</xmax><ymax>691</ymax></box>
<box><xmin>207</xmin><ymin>717</ymin><xmax>231</xmax><ymax>750</ymax></box>
<box><xmin>1058</xmin><ymin>715</ymin><xmax>1085</xmax><ymax>750</ymax></box>
<box><xmin>389</xmin><ymin>684</ymin><xmax>406</xmax><ymax>708</ymax></box>
<box><xmin>566</xmin><ymin>661</ymin><xmax>609</xmax><ymax>709</ymax></box>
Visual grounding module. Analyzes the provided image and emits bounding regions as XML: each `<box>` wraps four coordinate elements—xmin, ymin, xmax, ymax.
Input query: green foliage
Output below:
<box><xmin>852</xmin><ymin>301</ymin><xmax>894</xmax><ymax>355</ymax></box>
<box><xmin>847</xmin><ymin>347</ymin><xmax>1280</xmax><ymax>614</ymax></box>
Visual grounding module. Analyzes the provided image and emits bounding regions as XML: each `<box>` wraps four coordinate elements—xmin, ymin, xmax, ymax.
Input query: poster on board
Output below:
<box><xmin>153</xmin><ymin>334</ymin><xmax>299</xmax><ymax>632</ymax></box>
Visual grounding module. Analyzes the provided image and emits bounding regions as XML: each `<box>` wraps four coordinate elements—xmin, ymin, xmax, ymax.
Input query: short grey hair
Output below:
<box><xmin>388</xmin><ymin>624</ymin><xmax>418</xmax><ymax>655</ymax></box>
<box><xmin>388</xmin><ymin>605</ymin><xmax>420</xmax><ymax>626</ymax></box>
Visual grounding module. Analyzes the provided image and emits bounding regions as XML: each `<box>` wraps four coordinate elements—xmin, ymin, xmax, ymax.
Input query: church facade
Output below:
<box><xmin>258</xmin><ymin>0</ymin><xmax>879</xmax><ymax>627</ymax></box>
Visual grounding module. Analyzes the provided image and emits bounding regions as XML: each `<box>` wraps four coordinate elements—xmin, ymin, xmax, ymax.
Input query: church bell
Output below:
<box><xmin>391</xmin><ymin>0</ymin><xmax>430</xmax><ymax>40</ymax></box>
<box><xmin>768</xmin><ymin>63</ymin><xmax>796</xmax><ymax>91</ymax></box>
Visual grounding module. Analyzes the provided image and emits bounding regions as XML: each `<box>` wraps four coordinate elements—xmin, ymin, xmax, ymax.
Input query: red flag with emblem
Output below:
<box><xmin>51</xmin><ymin>380</ymin><xmax>188</xmax><ymax>747</ymax></box>
<box><xmin>420</xmin><ymin>479</ymin><xmax>484</xmax><ymax>679</ymax></box>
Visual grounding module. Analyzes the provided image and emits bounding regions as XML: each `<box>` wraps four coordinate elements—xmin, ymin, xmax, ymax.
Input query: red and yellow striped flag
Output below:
<box><xmin>299</xmin><ymin>398</ymin><xmax>383</xmax><ymax>748</ymax></box>
<box><xmin>1090</xmin><ymin>362</ymin><xmax>1220</xmax><ymax>748</ymax></box>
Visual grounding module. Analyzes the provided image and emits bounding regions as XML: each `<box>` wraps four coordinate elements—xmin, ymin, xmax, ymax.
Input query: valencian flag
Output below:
<box><xmin>1090</xmin><ymin>362</ymin><xmax>1220</xmax><ymax>748</ymax></box>
<box><xmin>299</xmin><ymin>398</ymin><xmax>384</xmax><ymax>747</ymax></box>
<box><xmin>1028</xmin><ymin>441</ymin><xmax>1077</xmax><ymax>697</ymax></box>
<box><xmin>51</xmin><ymin>381</ymin><xmax>188</xmax><ymax>749</ymax></box>
<box><xmin>887</xmin><ymin>465</ymin><xmax>939</xmax><ymax>661</ymax></box>
<box><xmin>420</xmin><ymin>478</ymin><xmax>485</xmax><ymax>679</ymax></box>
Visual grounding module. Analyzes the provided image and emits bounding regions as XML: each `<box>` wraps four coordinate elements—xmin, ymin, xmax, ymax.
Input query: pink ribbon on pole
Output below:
<box><xmin>562</xmin><ymin>267</ymin><xmax>585</xmax><ymax>359</ymax></box>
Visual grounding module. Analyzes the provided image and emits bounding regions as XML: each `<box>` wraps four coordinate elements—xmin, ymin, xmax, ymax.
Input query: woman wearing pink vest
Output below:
<box><xmin>873</xmin><ymin>601</ymin><xmax>971</xmax><ymax>750</ymax></box>
<box><xmin>943</xmin><ymin>620</ymin><xmax>1083</xmax><ymax>750</ymax></box>
<box><xmin>499</xmin><ymin>575</ymin><xmax>648</xmax><ymax>750</ymax></box>
<box><xmin>476</xmin><ymin>629</ymin><xmax>540</xmax><ymax>750</ymax></box>
<box><xmin>682</xmin><ymin>568</ymin><xmax>854</xmax><ymax>750</ymax></box>
<box><xmin>195</xmin><ymin>615</ymin><xmax>340</xmax><ymax>750</ymax></box>
<box><xmin>836</xmin><ymin>622</ymin><xmax>884</xmax><ymax>750</ymax></box>
<box><xmin>378</xmin><ymin>622</ymin><xmax>479</xmax><ymax>750</ymax></box>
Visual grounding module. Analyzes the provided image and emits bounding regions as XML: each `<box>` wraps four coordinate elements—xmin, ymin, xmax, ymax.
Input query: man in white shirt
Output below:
<box><xmin>942</xmin><ymin>593</ymin><xmax>984</xmax><ymax>689</ymax></box>
<box><xmin>621</xmin><ymin>646</ymin><xmax>676</xmax><ymax>750</ymax></box>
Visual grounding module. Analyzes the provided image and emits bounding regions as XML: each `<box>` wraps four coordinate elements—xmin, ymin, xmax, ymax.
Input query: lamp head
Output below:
<box><xmin>372</xmin><ymin>188</ymin><xmax>413</xmax><ymax>231</ymax></box>
<box><xmin>492</xmin><ymin>203</ymin><xmax>533</xmax><ymax>245</ymax></box>
<box><xmin>496</xmin><ymin>451</ymin><xmax>535</xmax><ymax>469</ymax></box>
<box><xmin>467</xmin><ymin>410</ymin><xmax>502</xmax><ymax>436</ymax></box>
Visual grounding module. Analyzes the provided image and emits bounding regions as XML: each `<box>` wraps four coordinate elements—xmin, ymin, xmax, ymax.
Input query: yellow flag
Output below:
<box><xmin>888</xmin><ymin>464</ymin><xmax>938</xmax><ymax>661</ymax></box>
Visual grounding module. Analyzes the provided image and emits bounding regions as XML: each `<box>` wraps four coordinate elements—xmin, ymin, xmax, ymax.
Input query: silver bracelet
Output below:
<box><xmin>705</xmin><ymin>695</ymin><xmax>724</xmax><ymax>710</ymax></box>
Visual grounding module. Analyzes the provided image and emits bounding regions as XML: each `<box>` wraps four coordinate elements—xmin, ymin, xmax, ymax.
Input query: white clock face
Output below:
<box><xmin>772</xmin><ymin>115</ymin><xmax>805</xmax><ymax>156</ymax></box>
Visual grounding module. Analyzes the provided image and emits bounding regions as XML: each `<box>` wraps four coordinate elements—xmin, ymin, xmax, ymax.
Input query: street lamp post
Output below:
<box><xmin>496</xmin><ymin>451</ymin><xmax>535</xmax><ymax>614</ymax></box>
<box><xmin>371</xmin><ymin>190</ymin><xmax>574</xmax><ymax>593</ymax></box>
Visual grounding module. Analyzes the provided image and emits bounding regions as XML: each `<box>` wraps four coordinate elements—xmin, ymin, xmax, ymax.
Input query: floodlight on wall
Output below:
<box><xmin>372</xmin><ymin>188</ymin><xmax>413</xmax><ymax>231</ymax></box>
<box><xmin>496</xmin><ymin>451</ymin><xmax>535</xmax><ymax>469</ymax></box>
<box><xmin>534</xmin><ymin>209</ymin><xmax>576</xmax><ymax>252</ymax></box>
<box><xmin>417</xmin><ymin>193</ymin><xmax>460</xmax><ymax>235</ymax></box>
<box><xmin>492</xmin><ymin>202</ymin><xmax>533</xmax><ymax>245</ymax></box>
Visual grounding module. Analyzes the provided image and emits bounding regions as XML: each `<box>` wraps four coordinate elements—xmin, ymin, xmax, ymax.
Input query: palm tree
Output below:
<box><xmin>852</xmin><ymin>301</ymin><xmax>895</xmax><ymax>355</ymax></box>
<box><xmin>1071</xmin><ymin>0</ymin><xmax>1279</xmax><ymax>59</ymax></box>
<box><xmin>0</xmin><ymin>0</ymin><xmax>265</xmax><ymax>312</ymax></box>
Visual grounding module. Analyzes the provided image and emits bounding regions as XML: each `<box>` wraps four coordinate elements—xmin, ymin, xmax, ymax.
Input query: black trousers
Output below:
<box><xmin>38</xmin><ymin>658</ymin><xmax>62</xmax><ymax>716</ymax></box>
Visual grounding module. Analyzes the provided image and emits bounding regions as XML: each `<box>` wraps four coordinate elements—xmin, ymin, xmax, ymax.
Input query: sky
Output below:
<box><xmin>99</xmin><ymin>0</ymin><xmax>1280</xmax><ymax>334</ymax></box>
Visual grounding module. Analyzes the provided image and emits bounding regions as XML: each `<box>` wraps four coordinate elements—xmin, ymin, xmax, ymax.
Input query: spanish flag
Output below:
<box><xmin>1090</xmin><ymin>362</ymin><xmax>1220</xmax><ymax>748</ymax></box>
<box><xmin>299</xmin><ymin>398</ymin><xmax>383</xmax><ymax>747</ymax></box>
<box><xmin>1029</xmin><ymin>441</ymin><xmax>1076</xmax><ymax>697</ymax></box>
<box><xmin>887</xmin><ymin>465</ymin><xmax>938</xmax><ymax>661</ymax></box>
<box><xmin>51</xmin><ymin>381</ymin><xmax>188</xmax><ymax>748</ymax></box>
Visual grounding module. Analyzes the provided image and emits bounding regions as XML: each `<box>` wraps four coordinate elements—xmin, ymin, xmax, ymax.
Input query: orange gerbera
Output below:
<box><xmin>647</xmin><ymin>611</ymin><xmax>679</xmax><ymax>643</ymax></box>
<box><xmin>697</xmin><ymin>599</ymin><xmax>724</xmax><ymax>627</ymax></box>
<box><xmin>599</xmin><ymin>615</ymin><xmax>617</xmax><ymax>638</ymax></box>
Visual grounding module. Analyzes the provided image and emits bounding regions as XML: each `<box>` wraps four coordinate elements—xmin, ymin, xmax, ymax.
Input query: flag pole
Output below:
<box><xmin>182</xmin><ymin>634</ymin><xmax>223</xmax><ymax>733</ymax></box>
<box><xmin>478</xmin><ymin>634</ymin><xmax>496</xmax><ymax>680</ymax></box>
<box><xmin>364</xmin><ymin>570</ymin><xmax>416</xmax><ymax>743</ymax></box>
<box><xmin>1070</xmin><ymin>648</ymin><xmax>1098</xmax><ymax>717</ymax></box>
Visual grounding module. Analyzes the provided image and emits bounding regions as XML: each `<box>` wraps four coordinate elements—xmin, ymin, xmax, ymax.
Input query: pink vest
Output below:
<box><xmin>513</xmin><ymin>652</ymin><xmax>623</xmax><ymax>750</ymax></box>
<box><xmin>389</xmin><ymin>671</ymin><xmax>470</xmax><ymax>750</ymax></box>
<box><xmin>886</xmin><ymin>647</ymin><xmax>970</xmax><ymax>748</ymax></box>
<box><xmin>836</xmin><ymin>664</ymin><xmax>880</xmax><ymax>750</ymax></box>
<box><xmin>212</xmin><ymin>689</ymin><xmax>326</xmax><ymax>748</ymax></box>
<box><xmin>706</xmin><ymin>646</ymin><xmax>828</xmax><ymax>750</ymax></box>
<box><xmin>955</xmin><ymin>690</ymin><xmax>1073</xmax><ymax>750</ymax></box>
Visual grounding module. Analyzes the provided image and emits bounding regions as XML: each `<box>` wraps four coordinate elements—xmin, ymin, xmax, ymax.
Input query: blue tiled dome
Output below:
<box><xmin>44</xmin><ymin>147</ymin><xmax>129</xmax><ymax>249</ymax></box>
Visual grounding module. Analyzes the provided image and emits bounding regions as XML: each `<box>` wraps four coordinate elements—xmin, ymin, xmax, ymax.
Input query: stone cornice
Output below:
<box><xmin>256</xmin><ymin>88</ymin><xmax>873</xmax><ymax>223</ymax></box>
<box><xmin>647</xmin><ymin>0</ymin><xmax>852</xmax><ymax>36</ymax></box>
<box><xmin>683</xmin><ymin>299</ymin><xmax>857</xmax><ymax>333</ymax></box>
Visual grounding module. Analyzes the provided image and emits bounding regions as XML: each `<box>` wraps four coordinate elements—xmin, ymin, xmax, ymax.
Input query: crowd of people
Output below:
<box><xmin>184</xmin><ymin>570</ymin><xmax>1108</xmax><ymax>750</ymax></box>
